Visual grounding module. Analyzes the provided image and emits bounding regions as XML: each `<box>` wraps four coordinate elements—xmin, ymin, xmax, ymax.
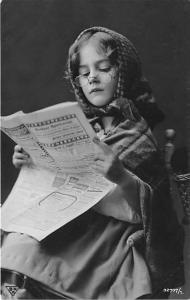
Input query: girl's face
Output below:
<box><xmin>77</xmin><ymin>41</ymin><xmax>118</xmax><ymax>107</ymax></box>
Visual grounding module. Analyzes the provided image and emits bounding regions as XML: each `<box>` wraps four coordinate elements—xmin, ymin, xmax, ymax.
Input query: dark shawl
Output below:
<box><xmin>68</xmin><ymin>26</ymin><xmax>184</xmax><ymax>292</ymax></box>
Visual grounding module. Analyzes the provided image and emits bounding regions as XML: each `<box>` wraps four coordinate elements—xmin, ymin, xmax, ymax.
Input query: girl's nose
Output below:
<box><xmin>88</xmin><ymin>75</ymin><xmax>98</xmax><ymax>84</ymax></box>
<box><xmin>88</xmin><ymin>70</ymin><xmax>99</xmax><ymax>84</ymax></box>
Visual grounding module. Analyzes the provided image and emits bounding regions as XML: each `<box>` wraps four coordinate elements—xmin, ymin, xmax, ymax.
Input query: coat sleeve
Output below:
<box><xmin>92</xmin><ymin>170</ymin><xmax>152</xmax><ymax>224</ymax></box>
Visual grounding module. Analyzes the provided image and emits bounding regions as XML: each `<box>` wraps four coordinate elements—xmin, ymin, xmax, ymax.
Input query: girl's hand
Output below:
<box><xmin>12</xmin><ymin>145</ymin><xmax>33</xmax><ymax>168</ymax></box>
<box><xmin>92</xmin><ymin>137</ymin><xmax>126</xmax><ymax>184</ymax></box>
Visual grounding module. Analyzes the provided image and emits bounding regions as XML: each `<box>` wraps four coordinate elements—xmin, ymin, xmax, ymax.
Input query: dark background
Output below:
<box><xmin>1</xmin><ymin>1</ymin><xmax>190</xmax><ymax>297</ymax></box>
<box><xmin>1</xmin><ymin>0</ymin><xmax>189</xmax><ymax>200</ymax></box>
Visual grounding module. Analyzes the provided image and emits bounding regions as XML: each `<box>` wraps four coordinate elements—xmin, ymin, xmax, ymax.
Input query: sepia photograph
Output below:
<box><xmin>1</xmin><ymin>0</ymin><xmax>190</xmax><ymax>299</ymax></box>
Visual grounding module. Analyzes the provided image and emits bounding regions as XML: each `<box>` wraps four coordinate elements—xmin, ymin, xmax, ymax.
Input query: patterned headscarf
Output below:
<box><xmin>67</xmin><ymin>26</ymin><xmax>164</xmax><ymax>128</ymax></box>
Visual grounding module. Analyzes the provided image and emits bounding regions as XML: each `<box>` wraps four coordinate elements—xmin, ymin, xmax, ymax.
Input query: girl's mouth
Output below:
<box><xmin>90</xmin><ymin>88</ymin><xmax>103</xmax><ymax>94</ymax></box>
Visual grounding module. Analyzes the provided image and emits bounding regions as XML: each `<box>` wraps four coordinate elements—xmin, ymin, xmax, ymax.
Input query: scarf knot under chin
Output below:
<box><xmin>87</xmin><ymin>97</ymin><xmax>142</xmax><ymax>121</ymax></box>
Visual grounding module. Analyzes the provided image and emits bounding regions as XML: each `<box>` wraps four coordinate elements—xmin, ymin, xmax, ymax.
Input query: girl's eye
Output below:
<box><xmin>80</xmin><ymin>72</ymin><xmax>90</xmax><ymax>77</ymax></box>
<box><xmin>99</xmin><ymin>66</ymin><xmax>112</xmax><ymax>72</ymax></box>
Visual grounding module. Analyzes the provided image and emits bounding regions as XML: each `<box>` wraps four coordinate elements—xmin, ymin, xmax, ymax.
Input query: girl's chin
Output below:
<box><xmin>88</xmin><ymin>95</ymin><xmax>112</xmax><ymax>107</ymax></box>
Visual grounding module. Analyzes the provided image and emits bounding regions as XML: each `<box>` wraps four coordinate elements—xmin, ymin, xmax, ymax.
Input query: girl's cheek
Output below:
<box><xmin>81</xmin><ymin>86</ymin><xmax>89</xmax><ymax>99</ymax></box>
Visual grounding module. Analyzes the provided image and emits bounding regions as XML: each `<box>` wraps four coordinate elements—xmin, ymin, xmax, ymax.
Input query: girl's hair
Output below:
<box><xmin>66</xmin><ymin>27</ymin><xmax>165</xmax><ymax>129</ymax></box>
<box><xmin>67</xmin><ymin>31</ymin><xmax>118</xmax><ymax>83</ymax></box>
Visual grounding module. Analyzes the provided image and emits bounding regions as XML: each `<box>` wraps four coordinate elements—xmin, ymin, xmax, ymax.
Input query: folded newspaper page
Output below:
<box><xmin>1</xmin><ymin>102</ymin><xmax>115</xmax><ymax>241</ymax></box>
<box><xmin>1</xmin><ymin>102</ymin><xmax>98</xmax><ymax>173</ymax></box>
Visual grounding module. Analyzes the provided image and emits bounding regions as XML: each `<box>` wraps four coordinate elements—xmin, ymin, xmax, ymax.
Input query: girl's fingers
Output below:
<box><xmin>14</xmin><ymin>145</ymin><xmax>30</xmax><ymax>157</ymax></box>
<box><xmin>13</xmin><ymin>159</ymin><xmax>28</xmax><ymax>168</ymax></box>
<box><xmin>14</xmin><ymin>144</ymin><xmax>23</xmax><ymax>152</ymax></box>
<box><xmin>13</xmin><ymin>145</ymin><xmax>33</xmax><ymax>168</ymax></box>
<box><xmin>14</xmin><ymin>158</ymin><xmax>28</xmax><ymax>164</ymax></box>
<box><xmin>13</xmin><ymin>152</ymin><xmax>27</xmax><ymax>159</ymax></box>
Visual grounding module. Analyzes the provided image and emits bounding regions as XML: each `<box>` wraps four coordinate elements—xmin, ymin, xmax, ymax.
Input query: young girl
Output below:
<box><xmin>2</xmin><ymin>27</ymin><xmax>184</xmax><ymax>299</ymax></box>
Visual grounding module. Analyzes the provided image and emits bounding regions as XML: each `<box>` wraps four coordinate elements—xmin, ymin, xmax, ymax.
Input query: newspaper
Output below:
<box><xmin>1</xmin><ymin>102</ymin><xmax>98</xmax><ymax>173</ymax></box>
<box><xmin>1</xmin><ymin>102</ymin><xmax>115</xmax><ymax>241</ymax></box>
